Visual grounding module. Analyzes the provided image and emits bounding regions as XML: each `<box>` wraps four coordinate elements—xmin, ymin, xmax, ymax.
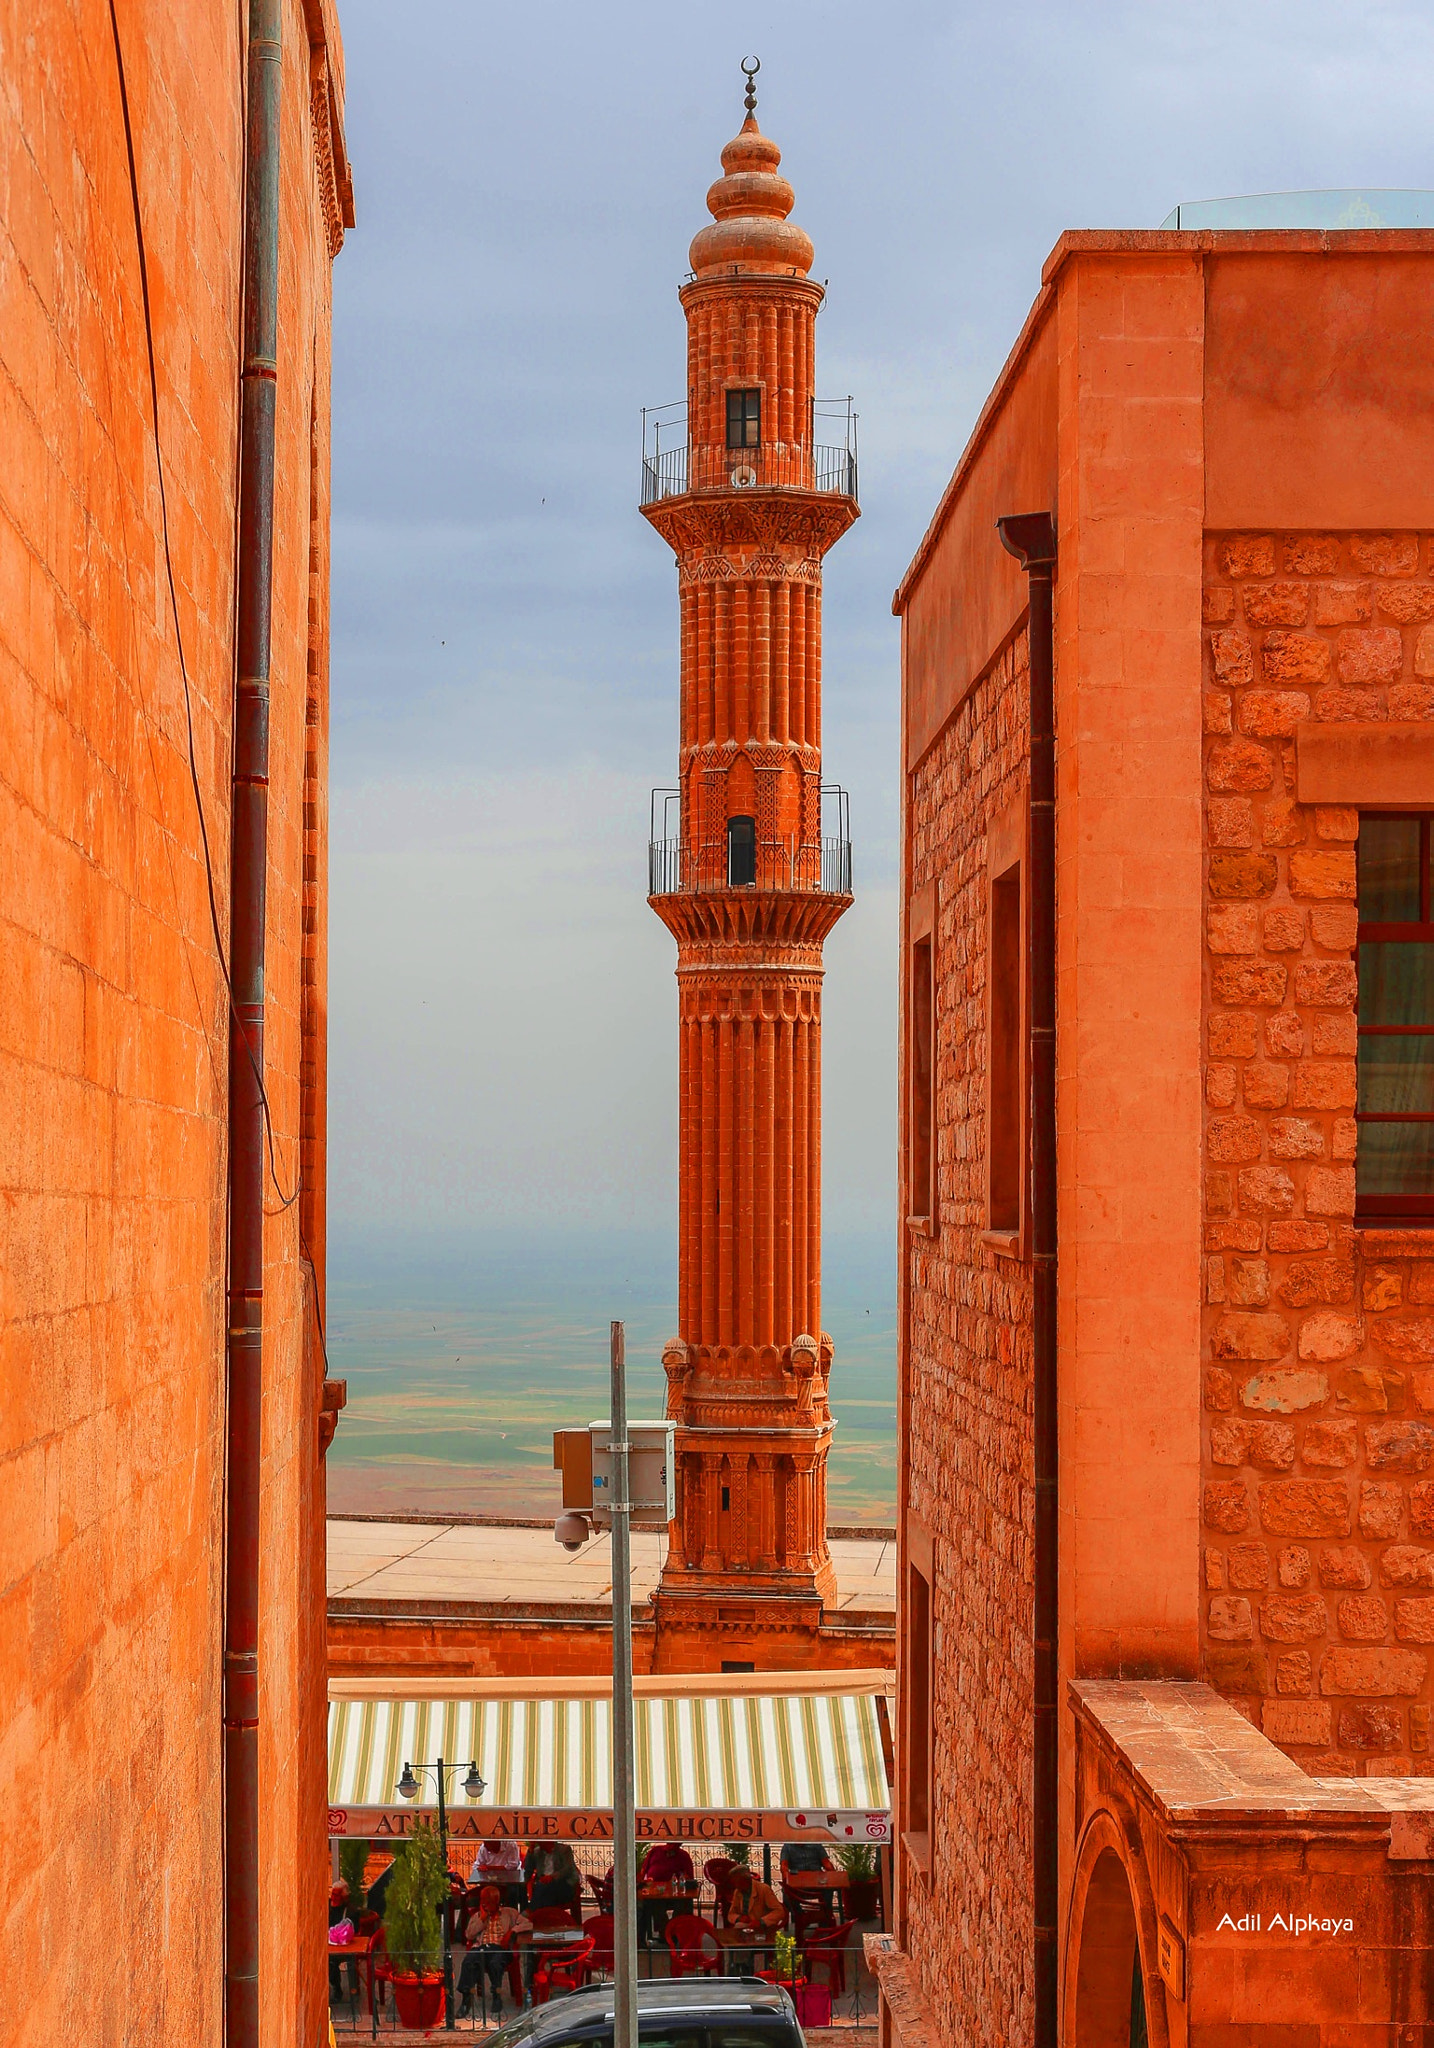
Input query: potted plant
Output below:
<box><xmin>338</xmin><ymin>1838</ymin><xmax>369</xmax><ymax>1909</ymax></box>
<box><xmin>385</xmin><ymin>1818</ymin><xmax>448</xmax><ymax>2028</ymax></box>
<box><xmin>834</xmin><ymin>1843</ymin><xmax>880</xmax><ymax>1921</ymax></box>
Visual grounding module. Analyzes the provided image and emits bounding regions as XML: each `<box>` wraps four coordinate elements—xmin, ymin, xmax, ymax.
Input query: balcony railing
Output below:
<box><xmin>641</xmin><ymin>441</ymin><xmax>858</xmax><ymax>506</ymax></box>
<box><xmin>649</xmin><ymin>834</ymin><xmax>853</xmax><ymax>897</ymax></box>
<box><xmin>640</xmin><ymin>397</ymin><xmax>859</xmax><ymax>508</ymax></box>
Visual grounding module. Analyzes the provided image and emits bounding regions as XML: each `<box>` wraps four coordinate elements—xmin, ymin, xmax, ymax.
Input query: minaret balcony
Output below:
<box><xmin>641</xmin><ymin>441</ymin><xmax>857</xmax><ymax>506</ymax></box>
<box><xmin>648</xmin><ymin>832</ymin><xmax>852</xmax><ymax>899</ymax></box>
<box><xmin>640</xmin><ymin>399</ymin><xmax>858</xmax><ymax>507</ymax></box>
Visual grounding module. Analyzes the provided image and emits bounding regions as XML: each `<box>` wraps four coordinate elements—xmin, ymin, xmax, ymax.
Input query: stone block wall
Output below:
<box><xmin>0</xmin><ymin>5</ymin><xmax>346</xmax><ymax>2040</ymax></box>
<box><xmin>1202</xmin><ymin>530</ymin><xmax>1434</xmax><ymax>1776</ymax></box>
<box><xmin>904</xmin><ymin>630</ymin><xmax>1034</xmax><ymax>2042</ymax></box>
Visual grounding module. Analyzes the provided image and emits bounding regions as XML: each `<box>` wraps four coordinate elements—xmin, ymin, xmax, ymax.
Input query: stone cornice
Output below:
<box><xmin>651</xmin><ymin>888</ymin><xmax>850</xmax><ymax>951</ymax></box>
<box><xmin>643</xmin><ymin>490</ymin><xmax>857</xmax><ymax>558</ymax></box>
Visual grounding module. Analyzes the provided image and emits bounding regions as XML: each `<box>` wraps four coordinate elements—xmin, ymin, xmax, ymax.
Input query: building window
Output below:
<box><xmin>909</xmin><ymin>934</ymin><xmax>934</xmax><ymax>1225</ymax></box>
<box><xmin>726</xmin><ymin>388</ymin><xmax>760</xmax><ymax>449</ymax></box>
<box><xmin>727</xmin><ymin>814</ymin><xmax>757</xmax><ymax>886</ymax></box>
<box><xmin>1357</xmin><ymin>813</ymin><xmax>1434</xmax><ymax>1221</ymax></box>
<box><xmin>988</xmin><ymin>861</ymin><xmax>1023</xmax><ymax>1234</ymax></box>
<box><xmin>904</xmin><ymin>1556</ymin><xmax>932</xmax><ymax>1850</ymax></box>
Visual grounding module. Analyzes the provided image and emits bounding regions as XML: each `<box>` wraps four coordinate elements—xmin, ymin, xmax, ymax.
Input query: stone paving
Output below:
<box><xmin>327</xmin><ymin>1517</ymin><xmax>896</xmax><ymax>1618</ymax></box>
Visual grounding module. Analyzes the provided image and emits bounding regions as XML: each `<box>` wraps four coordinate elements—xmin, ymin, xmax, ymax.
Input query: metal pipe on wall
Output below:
<box><xmin>225</xmin><ymin>4</ymin><xmax>283</xmax><ymax>2040</ymax></box>
<box><xmin>996</xmin><ymin>512</ymin><xmax>1058</xmax><ymax>2048</ymax></box>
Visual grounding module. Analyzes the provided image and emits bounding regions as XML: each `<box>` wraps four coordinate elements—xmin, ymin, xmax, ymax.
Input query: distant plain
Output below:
<box><xmin>324</xmin><ymin>1228</ymin><xmax>897</xmax><ymax>1524</ymax></box>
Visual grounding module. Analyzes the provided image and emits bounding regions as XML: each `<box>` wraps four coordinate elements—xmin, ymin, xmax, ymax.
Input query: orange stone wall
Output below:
<box><xmin>1201</xmin><ymin>528</ymin><xmax>1434</xmax><ymax>1774</ymax></box>
<box><xmin>893</xmin><ymin>238</ymin><xmax>1434</xmax><ymax>2040</ymax></box>
<box><xmin>0</xmin><ymin>4</ymin><xmax>349</xmax><ymax>2040</ymax></box>
<box><xmin>902</xmin><ymin>629</ymin><xmax>1036</xmax><ymax>2036</ymax></box>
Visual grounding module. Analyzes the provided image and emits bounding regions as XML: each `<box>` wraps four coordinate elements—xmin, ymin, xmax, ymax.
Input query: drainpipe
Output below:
<box><xmin>225</xmin><ymin>4</ymin><xmax>282</xmax><ymax>2042</ymax></box>
<box><xmin>996</xmin><ymin>513</ymin><xmax>1058</xmax><ymax>2048</ymax></box>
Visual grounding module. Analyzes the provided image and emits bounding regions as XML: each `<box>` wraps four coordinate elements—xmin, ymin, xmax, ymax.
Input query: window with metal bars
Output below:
<box><xmin>1356</xmin><ymin>813</ymin><xmax>1434</xmax><ymax>1221</ymax></box>
<box><xmin>726</xmin><ymin>387</ymin><xmax>761</xmax><ymax>449</ymax></box>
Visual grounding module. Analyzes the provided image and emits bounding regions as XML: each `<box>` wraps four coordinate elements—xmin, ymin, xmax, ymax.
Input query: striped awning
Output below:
<box><xmin>327</xmin><ymin>1691</ymin><xmax>888</xmax><ymax>1818</ymax></box>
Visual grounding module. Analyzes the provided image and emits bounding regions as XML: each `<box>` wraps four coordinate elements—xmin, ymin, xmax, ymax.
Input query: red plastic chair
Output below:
<box><xmin>583</xmin><ymin>1913</ymin><xmax>615</xmax><ymax>1980</ymax></box>
<box><xmin>532</xmin><ymin>1935</ymin><xmax>595</xmax><ymax>2003</ymax></box>
<box><xmin>360</xmin><ymin>1923</ymin><xmax>390</xmax><ymax>2018</ymax></box>
<box><xmin>586</xmin><ymin>1871</ymin><xmax>615</xmax><ymax>1911</ymax></box>
<box><xmin>703</xmin><ymin>1858</ymin><xmax>740</xmax><ymax>1928</ymax></box>
<box><xmin>664</xmin><ymin>1914</ymin><xmax>722</xmax><ymax>1978</ymax></box>
<box><xmin>803</xmin><ymin>1918</ymin><xmax>858</xmax><ymax>1997</ymax></box>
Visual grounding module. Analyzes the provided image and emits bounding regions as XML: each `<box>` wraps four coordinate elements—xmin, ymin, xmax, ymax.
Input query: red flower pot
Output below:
<box><xmin>391</xmin><ymin>1972</ymin><xmax>445</xmax><ymax>2029</ymax></box>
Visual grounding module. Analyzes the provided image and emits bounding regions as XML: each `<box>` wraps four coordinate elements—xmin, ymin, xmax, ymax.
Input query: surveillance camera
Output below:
<box><xmin>555</xmin><ymin>1511</ymin><xmax>590</xmax><ymax>1552</ymax></box>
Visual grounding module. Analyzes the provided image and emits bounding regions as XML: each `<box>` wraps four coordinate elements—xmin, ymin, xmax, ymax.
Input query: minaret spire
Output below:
<box><xmin>640</xmin><ymin>97</ymin><xmax>859</xmax><ymax>1671</ymax></box>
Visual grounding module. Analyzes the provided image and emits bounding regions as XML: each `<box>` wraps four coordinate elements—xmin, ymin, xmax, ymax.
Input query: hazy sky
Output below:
<box><xmin>326</xmin><ymin>0</ymin><xmax>1434</xmax><ymax>1247</ymax></box>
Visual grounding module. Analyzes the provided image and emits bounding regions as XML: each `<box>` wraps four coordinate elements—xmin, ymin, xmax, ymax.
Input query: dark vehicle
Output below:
<box><xmin>486</xmin><ymin>1978</ymin><xmax>805</xmax><ymax>2048</ymax></box>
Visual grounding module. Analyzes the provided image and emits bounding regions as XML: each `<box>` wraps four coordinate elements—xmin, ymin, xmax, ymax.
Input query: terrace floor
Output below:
<box><xmin>327</xmin><ymin>1517</ymin><xmax>897</xmax><ymax>1619</ymax></box>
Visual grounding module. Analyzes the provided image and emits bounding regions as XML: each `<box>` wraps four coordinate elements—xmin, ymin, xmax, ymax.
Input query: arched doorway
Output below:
<box><xmin>1070</xmin><ymin>1840</ymin><xmax>1152</xmax><ymax>2048</ymax></box>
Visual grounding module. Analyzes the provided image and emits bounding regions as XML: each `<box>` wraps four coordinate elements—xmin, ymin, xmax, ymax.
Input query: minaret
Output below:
<box><xmin>642</xmin><ymin>63</ymin><xmax>858</xmax><ymax>1671</ymax></box>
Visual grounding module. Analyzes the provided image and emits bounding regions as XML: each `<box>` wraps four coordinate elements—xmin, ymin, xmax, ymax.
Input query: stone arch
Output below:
<box><xmin>1065</xmin><ymin>1810</ymin><xmax>1168</xmax><ymax>2048</ymax></box>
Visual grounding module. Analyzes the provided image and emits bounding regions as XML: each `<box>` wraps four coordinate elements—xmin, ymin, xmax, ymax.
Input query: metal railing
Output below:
<box><xmin>640</xmin><ymin>397</ymin><xmax>859</xmax><ymax>508</ymax></box>
<box><xmin>330</xmin><ymin>1933</ymin><xmax>878</xmax><ymax>2034</ymax></box>
<box><xmin>648</xmin><ymin>834</ymin><xmax>852</xmax><ymax>897</ymax></box>
<box><xmin>641</xmin><ymin>441</ymin><xmax>858</xmax><ymax>505</ymax></box>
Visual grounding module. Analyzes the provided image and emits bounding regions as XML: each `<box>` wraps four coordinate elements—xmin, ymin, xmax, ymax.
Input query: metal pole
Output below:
<box><xmin>437</xmin><ymin>1760</ymin><xmax>455</xmax><ymax>2029</ymax></box>
<box><xmin>996</xmin><ymin>512</ymin><xmax>1059</xmax><ymax>2048</ymax></box>
<box><xmin>611</xmin><ymin>1320</ymin><xmax>638</xmax><ymax>2048</ymax></box>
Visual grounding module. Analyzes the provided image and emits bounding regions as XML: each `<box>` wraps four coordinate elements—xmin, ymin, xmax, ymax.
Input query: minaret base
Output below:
<box><xmin>649</xmin><ymin>1587</ymin><xmax>829</xmax><ymax>1676</ymax></box>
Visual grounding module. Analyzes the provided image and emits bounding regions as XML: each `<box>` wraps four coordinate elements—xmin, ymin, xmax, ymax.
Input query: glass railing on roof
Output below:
<box><xmin>1160</xmin><ymin>190</ymin><xmax>1434</xmax><ymax>230</ymax></box>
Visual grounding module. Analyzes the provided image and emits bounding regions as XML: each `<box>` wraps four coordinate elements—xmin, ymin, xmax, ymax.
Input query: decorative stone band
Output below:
<box><xmin>645</xmin><ymin>493</ymin><xmax>855</xmax><ymax>559</ymax></box>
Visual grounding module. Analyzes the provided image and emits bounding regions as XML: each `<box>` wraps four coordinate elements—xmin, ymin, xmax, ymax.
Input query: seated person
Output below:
<box><xmin>780</xmin><ymin>1841</ymin><xmax>840</xmax><ymax>1919</ymax></box>
<box><xmin>365</xmin><ymin>1858</ymin><xmax>396</xmax><ymax>1921</ymax></box>
<box><xmin>637</xmin><ymin>1840</ymin><xmax>695</xmax><ymax>1946</ymax></box>
<box><xmin>722</xmin><ymin>1868</ymin><xmax>785</xmax><ymax>1971</ymax></box>
<box><xmin>524</xmin><ymin>1840</ymin><xmax>582</xmax><ymax>1919</ymax></box>
<box><xmin>473</xmin><ymin>1836</ymin><xmax>525</xmax><ymax>1896</ymax></box>
<box><xmin>456</xmin><ymin>1884</ymin><xmax>531</xmax><ymax>2017</ymax></box>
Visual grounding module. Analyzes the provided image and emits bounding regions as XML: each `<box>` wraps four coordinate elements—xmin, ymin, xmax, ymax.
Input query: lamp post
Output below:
<box><xmin>398</xmin><ymin>1757</ymin><xmax>486</xmax><ymax>2027</ymax></box>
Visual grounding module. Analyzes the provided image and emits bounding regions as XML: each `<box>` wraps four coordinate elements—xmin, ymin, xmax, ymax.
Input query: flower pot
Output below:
<box><xmin>848</xmin><ymin>1878</ymin><xmax>880</xmax><ymax>1920</ymax></box>
<box><xmin>391</xmin><ymin>1972</ymin><xmax>445</xmax><ymax>2029</ymax></box>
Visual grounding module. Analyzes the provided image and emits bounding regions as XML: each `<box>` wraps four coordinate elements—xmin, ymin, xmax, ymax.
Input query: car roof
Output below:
<box><xmin>506</xmin><ymin>1977</ymin><xmax>793</xmax><ymax>2043</ymax></box>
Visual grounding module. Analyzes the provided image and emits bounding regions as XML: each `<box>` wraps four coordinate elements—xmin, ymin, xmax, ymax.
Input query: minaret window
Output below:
<box><xmin>727</xmin><ymin>814</ymin><xmax>757</xmax><ymax>886</ymax></box>
<box><xmin>726</xmin><ymin>388</ymin><xmax>761</xmax><ymax>449</ymax></box>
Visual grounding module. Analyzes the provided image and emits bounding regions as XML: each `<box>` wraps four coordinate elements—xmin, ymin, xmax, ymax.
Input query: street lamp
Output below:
<box><xmin>396</xmin><ymin>1757</ymin><xmax>486</xmax><ymax>2026</ymax></box>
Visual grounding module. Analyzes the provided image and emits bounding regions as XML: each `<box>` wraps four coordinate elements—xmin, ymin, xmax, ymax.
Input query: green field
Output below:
<box><xmin>324</xmin><ymin>1229</ymin><xmax>896</xmax><ymax>1524</ymax></box>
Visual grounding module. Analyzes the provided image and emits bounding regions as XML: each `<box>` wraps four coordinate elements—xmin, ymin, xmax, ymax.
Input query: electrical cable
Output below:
<box><xmin>109</xmin><ymin>0</ymin><xmax>299</xmax><ymax>1212</ymax></box>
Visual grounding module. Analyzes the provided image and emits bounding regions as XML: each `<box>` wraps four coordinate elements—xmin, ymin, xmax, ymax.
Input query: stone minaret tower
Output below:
<box><xmin>642</xmin><ymin>66</ymin><xmax>858</xmax><ymax>1671</ymax></box>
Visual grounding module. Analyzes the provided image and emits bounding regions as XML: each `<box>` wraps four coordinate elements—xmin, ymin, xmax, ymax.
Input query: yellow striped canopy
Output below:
<box><xmin>328</xmin><ymin>1691</ymin><xmax>887</xmax><ymax>1817</ymax></box>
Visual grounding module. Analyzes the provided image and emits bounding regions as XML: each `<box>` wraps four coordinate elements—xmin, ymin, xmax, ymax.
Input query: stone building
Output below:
<box><xmin>639</xmin><ymin>79</ymin><xmax>873</xmax><ymax>1674</ymax></box>
<box><xmin>1</xmin><ymin>3</ymin><xmax>351</xmax><ymax>2040</ymax></box>
<box><xmin>875</xmin><ymin>221</ymin><xmax>1434</xmax><ymax>2045</ymax></box>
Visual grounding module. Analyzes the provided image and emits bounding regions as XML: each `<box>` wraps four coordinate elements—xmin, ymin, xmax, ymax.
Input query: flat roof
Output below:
<box><xmin>327</xmin><ymin>1516</ymin><xmax>896</xmax><ymax>1618</ymax></box>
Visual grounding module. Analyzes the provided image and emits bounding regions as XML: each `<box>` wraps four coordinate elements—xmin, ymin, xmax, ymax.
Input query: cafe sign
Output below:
<box><xmin>327</xmin><ymin>1806</ymin><xmax>890</xmax><ymax>1844</ymax></box>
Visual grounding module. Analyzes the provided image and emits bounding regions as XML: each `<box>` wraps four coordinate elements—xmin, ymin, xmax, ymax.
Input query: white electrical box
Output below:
<box><xmin>553</xmin><ymin>1420</ymin><xmax>676</xmax><ymax>1530</ymax></box>
<box><xmin>552</xmin><ymin>1419</ymin><xmax>674</xmax><ymax>1530</ymax></box>
<box><xmin>590</xmin><ymin>1420</ymin><xmax>675</xmax><ymax>1530</ymax></box>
